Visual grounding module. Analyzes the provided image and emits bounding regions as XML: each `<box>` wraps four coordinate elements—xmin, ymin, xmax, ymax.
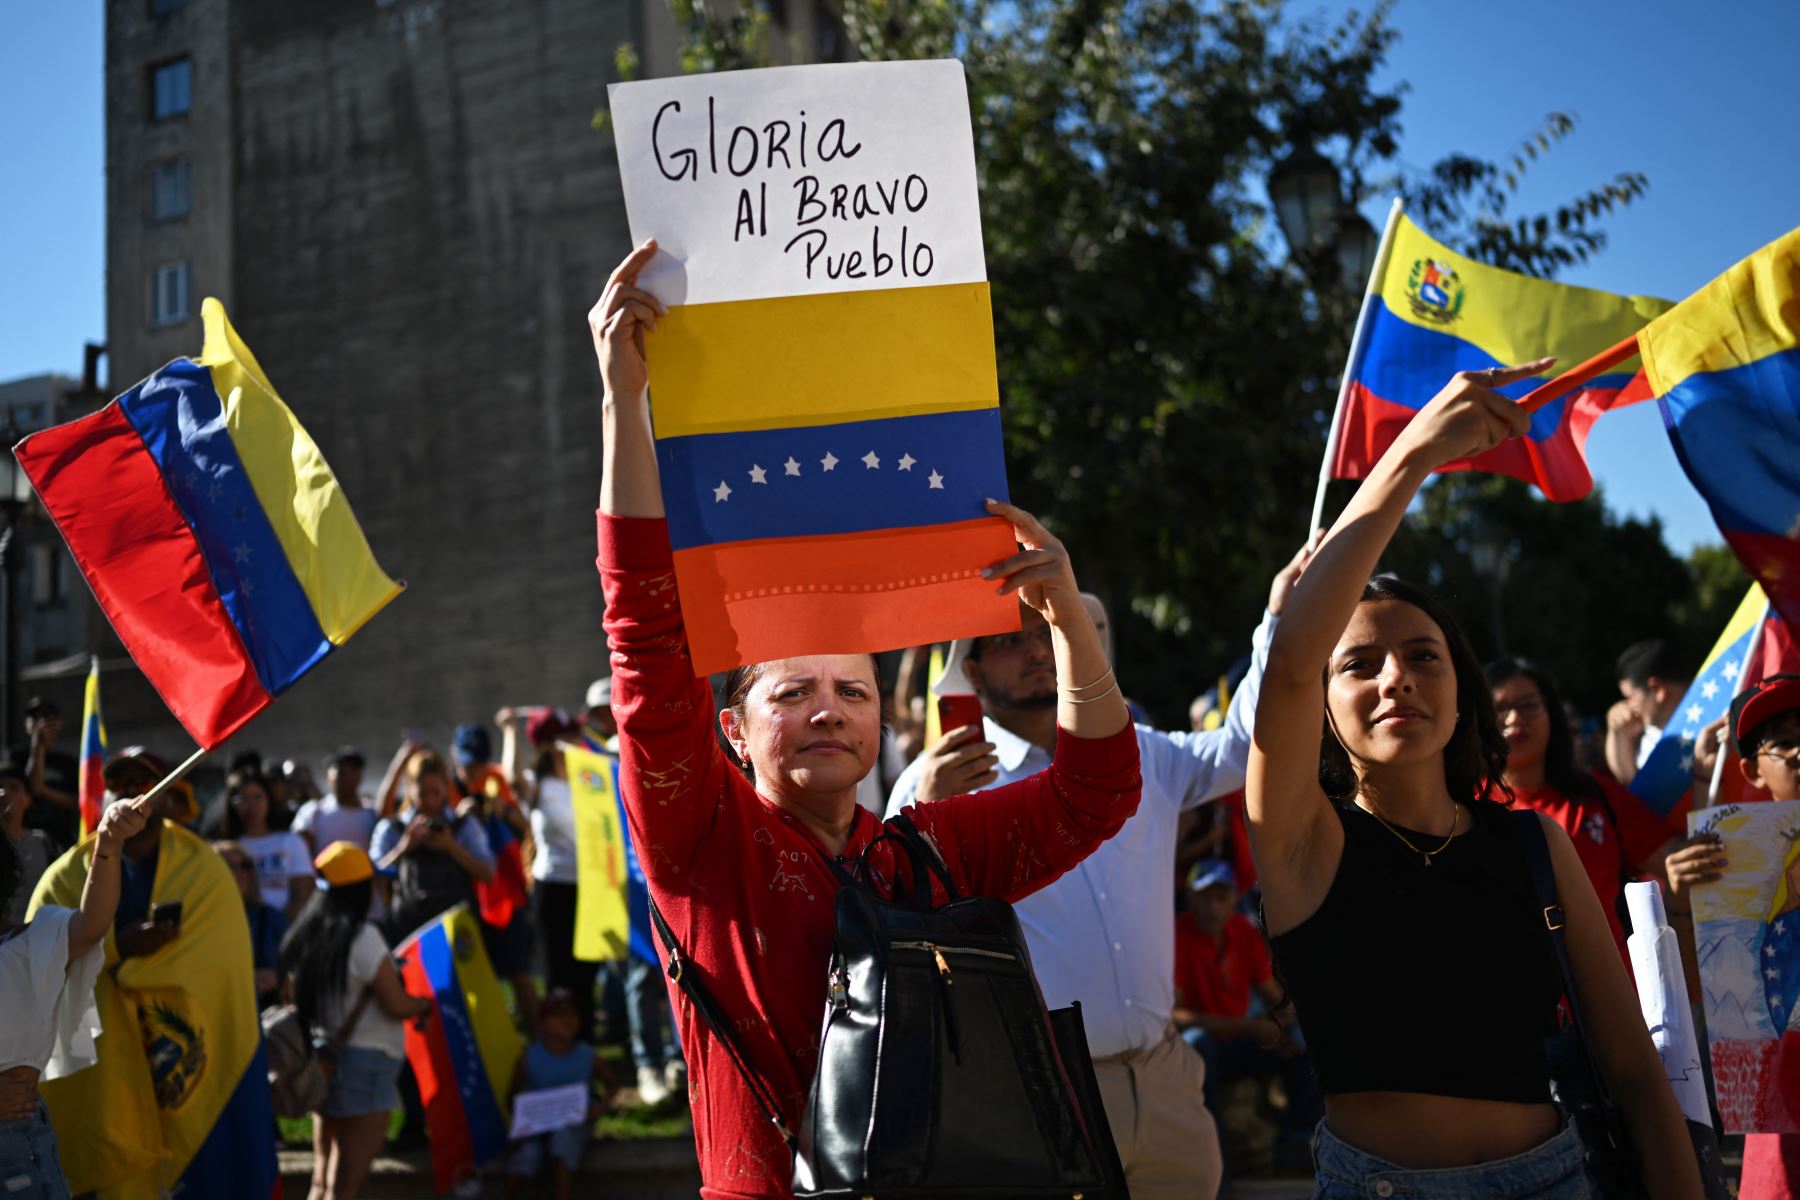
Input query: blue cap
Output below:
<box><xmin>451</xmin><ymin>723</ymin><xmax>492</xmax><ymax>767</ymax></box>
<box><xmin>1187</xmin><ymin>858</ymin><xmax>1237</xmax><ymax>894</ymax></box>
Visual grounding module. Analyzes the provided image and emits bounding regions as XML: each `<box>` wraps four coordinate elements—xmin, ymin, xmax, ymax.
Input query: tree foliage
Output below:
<box><xmin>636</xmin><ymin>0</ymin><xmax>1695</xmax><ymax>724</ymax></box>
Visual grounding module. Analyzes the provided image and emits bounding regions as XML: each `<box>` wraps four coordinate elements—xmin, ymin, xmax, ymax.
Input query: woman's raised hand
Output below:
<box><xmin>1395</xmin><ymin>358</ymin><xmax>1555</xmax><ymax>471</ymax></box>
<box><xmin>980</xmin><ymin>500</ymin><xmax>1082</xmax><ymax>627</ymax></box>
<box><xmin>589</xmin><ymin>240</ymin><xmax>668</xmax><ymax>401</ymax></box>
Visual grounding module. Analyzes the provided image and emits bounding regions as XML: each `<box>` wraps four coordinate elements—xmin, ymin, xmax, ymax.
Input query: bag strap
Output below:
<box><xmin>648</xmin><ymin>897</ymin><xmax>796</xmax><ymax>1148</ymax></box>
<box><xmin>888</xmin><ymin>812</ymin><xmax>961</xmax><ymax>906</ymax></box>
<box><xmin>1506</xmin><ymin>809</ymin><xmax>1613</xmax><ymax>1099</ymax></box>
<box><xmin>329</xmin><ymin>984</ymin><xmax>376</xmax><ymax>1054</ymax></box>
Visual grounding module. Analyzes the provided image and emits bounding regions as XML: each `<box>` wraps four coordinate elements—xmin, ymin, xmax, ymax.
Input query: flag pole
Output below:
<box><xmin>1309</xmin><ymin>196</ymin><xmax>1404</xmax><ymax>538</ymax></box>
<box><xmin>1701</xmin><ymin>602</ymin><xmax>1772</xmax><ymax>808</ymax></box>
<box><xmin>140</xmin><ymin>745</ymin><xmax>209</xmax><ymax>806</ymax></box>
<box><xmin>1516</xmin><ymin>332</ymin><xmax>1642</xmax><ymax>417</ymax></box>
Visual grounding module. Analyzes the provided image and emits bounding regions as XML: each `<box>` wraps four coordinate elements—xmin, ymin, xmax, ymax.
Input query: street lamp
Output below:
<box><xmin>0</xmin><ymin>414</ymin><xmax>33</xmax><ymax>748</ymax></box>
<box><xmin>1269</xmin><ymin>146</ymin><xmax>1381</xmax><ymax>292</ymax></box>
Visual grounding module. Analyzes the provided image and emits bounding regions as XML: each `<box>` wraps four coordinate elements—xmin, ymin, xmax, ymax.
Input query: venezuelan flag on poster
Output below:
<box><xmin>396</xmin><ymin>905</ymin><xmax>523</xmax><ymax>1195</ymax></box>
<box><xmin>462</xmin><ymin>764</ymin><xmax>530</xmax><ymax>929</ymax></box>
<box><xmin>1333</xmin><ymin>212</ymin><xmax>1669</xmax><ymax>501</ymax></box>
<box><xmin>30</xmin><ymin>824</ymin><xmax>280</xmax><ymax>1199</ymax></box>
<box><xmin>13</xmin><ymin>300</ymin><xmax>401</xmax><ymax>748</ymax></box>
<box><xmin>568</xmin><ymin>744</ymin><xmax>634</xmax><ymax>962</ymax></box>
<box><xmin>609</xmin><ymin>60</ymin><xmax>1020</xmax><ymax>675</ymax></box>
<box><xmin>1632</xmin><ymin>585</ymin><xmax>1769</xmax><ymax>817</ymax></box>
<box><xmin>78</xmin><ymin>656</ymin><xmax>105</xmax><ymax>835</ymax></box>
<box><xmin>1639</xmin><ymin>226</ymin><xmax>1800</xmax><ymax>630</ymax></box>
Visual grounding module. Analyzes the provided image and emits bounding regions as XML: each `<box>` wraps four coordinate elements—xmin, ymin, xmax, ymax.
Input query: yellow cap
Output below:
<box><xmin>313</xmin><ymin>841</ymin><xmax>374</xmax><ymax>888</ymax></box>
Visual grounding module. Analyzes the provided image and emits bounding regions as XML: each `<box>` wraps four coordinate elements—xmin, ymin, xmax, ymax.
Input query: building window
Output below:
<box><xmin>150</xmin><ymin>57</ymin><xmax>191</xmax><ymax>120</ymax></box>
<box><xmin>151</xmin><ymin>0</ymin><xmax>188</xmax><ymax>13</ymax></box>
<box><xmin>151</xmin><ymin>262</ymin><xmax>192</xmax><ymax>326</ymax></box>
<box><xmin>148</xmin><ymin>159</ymin><xmax>191</xmax><ymax>220</ymax></box>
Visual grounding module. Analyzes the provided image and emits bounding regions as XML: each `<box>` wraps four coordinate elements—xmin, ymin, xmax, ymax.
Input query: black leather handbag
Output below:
<box><xmin>652</xmin><ymin>813</ymin><xmax>1127</xmax><ymax>1199</ymax></box>
<box><xmin>1507</xmin><ymin>810</ymin><xmax>1650</xmax><ymax>1199</ymax></box>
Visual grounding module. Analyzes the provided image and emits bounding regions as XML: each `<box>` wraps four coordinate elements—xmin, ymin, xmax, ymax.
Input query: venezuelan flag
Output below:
<box><xmin>78</xmin><ymin>656</ymin><xmax>105</xmax><ymax>836</ymax></box>
<box><xmin>567</xmin><ymin>744</ymin><xmax>633</xmax><ymax>962</ymax></box>
<box><xmin>462</xmin><ymin>764</ymin><xmax>529</xmax><ymax>929</ymax></box>
<box><xmin>396</xmin><ymin>904</ymin><xmax>524</xmax><ymax>1195</ymax></box>
<box><xmin>29</xmin><ymin>823</ymin><xmax>280</xmax><ymax>1199</ymax></box>
<box><xmin>1639</xmin><ymin>226</ymin><xmax>1800</xmax><ymax>629</ymax></box>
<box><xmin>1334</xmin><ymin>212</ymin><xmax>1669</xmax><ymax>501</ymax></box>
<box><xmin>14</xmin><ymin>300</ymin><xmax>400</xmax><ymax>748</ymax></box>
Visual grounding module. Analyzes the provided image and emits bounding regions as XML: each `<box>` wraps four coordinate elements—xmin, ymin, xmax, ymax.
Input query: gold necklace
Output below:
<box><xmin>1362</xmin><ymin>798</ymin><xmax>1460</xmax><ymax>867</ymax></box>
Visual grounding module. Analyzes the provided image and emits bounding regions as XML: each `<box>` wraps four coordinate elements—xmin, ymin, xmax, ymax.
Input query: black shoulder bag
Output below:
<box><xmin>651</xmin><ymin>813</ymin><xmax>1129</xmax><ymax>1199</ymax></box>
<box><xmin>1507</xmin><ymin>809</ymin><xmax>1649</xmax><ymax>1199</ymax></box>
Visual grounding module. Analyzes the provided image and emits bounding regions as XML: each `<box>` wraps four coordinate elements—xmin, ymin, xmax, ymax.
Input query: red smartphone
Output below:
<box><xmin>936</xmin><ymin>694</ymin><xmax>984</xmax><ymax>735</ymax></box>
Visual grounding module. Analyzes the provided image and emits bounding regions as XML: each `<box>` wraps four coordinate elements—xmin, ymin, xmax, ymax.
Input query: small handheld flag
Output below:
<box><xmin>14</xmin><ymin>300</ymin><xmax>401</xmax><ymax>748</ymax></box>
<box><xmin>78</xmin><ymin>656</ymin><xmax>106</xmax><ymax>836</ymax></box>
<box><xmin>1326</xmin><ymin>209</ymin><xmax>1668</xmax><ymax>504</ymax></box>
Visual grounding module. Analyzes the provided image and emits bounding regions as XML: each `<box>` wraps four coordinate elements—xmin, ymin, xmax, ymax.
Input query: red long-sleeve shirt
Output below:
<box><xmin>597</xmin><ymin>513</ymin><xmax>1142</xmax><ymax>1200</ymax></box>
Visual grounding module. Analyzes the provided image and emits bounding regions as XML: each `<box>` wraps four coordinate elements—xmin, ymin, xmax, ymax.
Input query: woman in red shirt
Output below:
<box><xmin>1488</xmin><ymin>658</ymin><xmax>1679</xmax><ymax>955</ymax></box>
<box><xmin>589</xmin><ymin>242</ymin><xmax>1143</xmax><ymax>1200</ymax></box>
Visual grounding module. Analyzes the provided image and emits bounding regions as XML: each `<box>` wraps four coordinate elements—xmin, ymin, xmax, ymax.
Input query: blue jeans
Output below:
<box><xmin>1311</xmin><ymin>1118</ymin><xmax>1593</xmax><ymax>1199</ymax></box>
<box><xmin>626</xmin><ymin>953</ymin><xmax>681</xmax><ymax>1072</ymax></box>
<box><xmin>0</xmin><ymin>1104</ymin><xmax>72</xmax><ymax>1200</ymax></box>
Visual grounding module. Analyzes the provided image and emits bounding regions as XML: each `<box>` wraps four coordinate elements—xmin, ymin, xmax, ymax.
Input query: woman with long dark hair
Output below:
<box><xmin>590</xmin><ymin>241</ymin><xmax>1142</xmax><ymax>1199</ymax></box>
<box><xmin>1247</xmin><ymin>360</ymin><xmax>1698</xmax><ymax>1197</ymax></box>
<box><xmin>1488</xmin><ymin>658</ymin><xmax>1679</xmax><ymax>956</ymax></box>
<box><xmin>279</xmin><ymin>843</ymin><xmax>429</xmax><ymax>1200</ymax></box>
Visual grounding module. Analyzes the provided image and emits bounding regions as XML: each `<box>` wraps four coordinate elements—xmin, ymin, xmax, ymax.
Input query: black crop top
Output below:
<box><xmin>1267</xmin><ymin>799</ymin><xmax>1562</xmax><ymax>1104</ymax></box>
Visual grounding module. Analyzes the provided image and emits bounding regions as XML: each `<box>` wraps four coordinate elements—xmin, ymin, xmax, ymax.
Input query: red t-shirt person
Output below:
<box><xmin>1175</xmin><ymin>909</ymin><xmax>1272</xmax><ymax>1021</ymax></box>
<box><xmin>1510</xmin><ymin>773</ymin><xmax>1671</xmax><ymax>953</ymax></box>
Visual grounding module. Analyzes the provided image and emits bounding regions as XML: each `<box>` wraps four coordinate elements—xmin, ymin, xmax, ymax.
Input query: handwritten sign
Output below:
<box><xmin>608</xmin><ymin>60</ymin><xmax>985</xmax><ymax>306</ymax></box>
<box><xmin>508</xmin><ymin>1083</ymin><xmax>590</xmax><ymax>1139</ymax></box>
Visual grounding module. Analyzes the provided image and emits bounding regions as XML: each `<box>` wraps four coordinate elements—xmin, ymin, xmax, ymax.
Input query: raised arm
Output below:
<box><xmin>1248</xmin><ymin>362</ymin><xmax>1544</xmax><ymax>933</ymax></box>
<box><xmin>68</xmin><ymin>797</ymin><xmax>151</xmax><ymax>960</ymax></box>
<box><xmin>592</xmin><ymin>242</ymin><xmax>735</xmax><ymax>878</ymax></box>
<box><xmin>908</xmin><ymin>505</ymin><xmax>1140</xmax><ymax>899</ymax></box>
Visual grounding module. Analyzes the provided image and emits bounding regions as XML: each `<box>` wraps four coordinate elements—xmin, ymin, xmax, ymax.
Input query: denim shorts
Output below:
<box><xmin>1312</xmin><ymin>1118</ymin><xmax>1593</xmax><ymax>1199</ymax></box>
<box><xmin>507</xmin><ymin>1124</ymin><xmax>589</xmax><ymax>1176</ymax></box>
<box><xmin>324</xmin><ymin>1046</ymin><xmax>403</xmax><ymax>1118</ymax></box>
<box><xmin>0</xmin><ymin>1104</ymin><xmax>72</xmax><ymax>1200</ymax></box>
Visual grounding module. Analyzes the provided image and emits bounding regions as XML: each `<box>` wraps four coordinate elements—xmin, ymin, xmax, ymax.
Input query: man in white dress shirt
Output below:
<box><xmin>887</xmin><ymin>547</ymin><xmax>1311</xmax><ymax>1200</ymax></box>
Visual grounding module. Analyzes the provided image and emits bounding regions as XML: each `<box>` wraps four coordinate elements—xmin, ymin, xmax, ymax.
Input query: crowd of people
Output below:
<box><xmin>0</xmin><ymin>239</ymin><xmax>1793</xmax><ymax>1200</ymax></box>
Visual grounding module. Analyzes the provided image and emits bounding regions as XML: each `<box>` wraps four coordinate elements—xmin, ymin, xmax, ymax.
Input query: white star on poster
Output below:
<box><xmin>714</xmin><ymin>480</ymin><xmax>732</xmax><ymax>502</ymax></box>
<box><xmin>1680</xmin><ymin>754</ymin><xmax>1694</xmax><ymax>772</ymax></box>
<box><xmin>1687</xmin><ymin>704</ymin><xmax>1705</xmax><ymax>724</ymax></box>
<box><xmin>749</xmin><ymin>464</ymin><xmax>768</xmax><ymax>484</ymax></box>
<box><xmin>1770</xmin><ymin>945</ymin><xmax>1779</xmax><ymax>958</ymax></box>
<box><xmin>928</xmin><ymin>470</ymin><xmax>944</xmax><ymax>490</ymax></box>
<box><xmin>1702</xmin><ymin>680</ymin><xmax>1719</xmax><ymax>700</ymax></box>
<box><xmin>784</xmin><ymin>457</ymin><xmax>801</xmax><ymax>477</ymax></box>
<box><xmin>1778</xmin><ymin>920</ymin><xmax>1788</xmax><ymax>935</ymax></box>
<box><xmin>897</xmin><ymin>453</ymin><xmax>917</xmax><ymax>471</ymax></box>
<box><xmin>1725</xmin><ymin>662</ymin><xmax>1741</xmax><ymax>681</ymax></box>
<box><xmin>1769</xmin><ymin>968</ymin><xmax>1781</xmax><ymax>981</ymax></box>
<box><xmin>821</xmin><ymin>452</ymin><xmax>838</xmax><ymax>472</ymax></box>
<box><xmin>862</xmin><ymin>451</ymin><xmax>880</xmax><ymax>469</ymax></box>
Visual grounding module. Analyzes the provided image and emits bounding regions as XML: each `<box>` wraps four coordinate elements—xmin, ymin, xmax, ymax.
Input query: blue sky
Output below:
<box><xmin>4</xmin><ymin>1</ymin><xmax>1795</xmax><ymax>553</ymax></box>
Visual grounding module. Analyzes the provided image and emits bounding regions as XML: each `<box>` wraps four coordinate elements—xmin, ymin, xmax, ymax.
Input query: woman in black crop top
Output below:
<box><xmin>1247</xmin><ymin>361</ymin><xmax>1700</xmax><ymax>1199</ymax></box>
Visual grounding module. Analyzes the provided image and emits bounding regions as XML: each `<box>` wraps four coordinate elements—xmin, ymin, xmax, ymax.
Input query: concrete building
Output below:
<box><xmin>96</xmin><ymin>0</ymin><xmax>845</xmax><ymax>773</ymax></box>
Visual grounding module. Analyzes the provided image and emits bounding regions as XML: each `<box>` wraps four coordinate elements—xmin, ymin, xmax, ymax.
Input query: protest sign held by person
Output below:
<box><xmin>1248</xmin><ymin>358</ymin><xmax>1701</xmax><ymax>1197</ymax></box>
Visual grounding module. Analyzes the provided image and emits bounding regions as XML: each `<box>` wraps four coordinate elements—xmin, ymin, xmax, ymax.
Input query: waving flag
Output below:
<box><xmin>1331</xmin><ymin>211</ymin><xmax>1668</xmax><ymax>501</ymax></box>
<box><xmin>396</xmin><ymin>904</ymin><xmax>523</xmax><ymax>1195</ymax></box>
<box><xmin>14</xmin><ymin>300</ymin><xmax>401</xmax><ymax>747</ymax></box>
<box><xmin>78</xmin><ymin>656</ymin><xmax>106</xmax><ymax>836</ymax></box>
<box><xmin>609</xmin><ymin>61</ymin><xmax>1019</xmax><ymax>675</ymax></box>
<box><xmin>1632</xmin><ymin>585</ymin><xmax>1774</xmax><ymax>817</ymax></box>
<box><xmin>1640</xmin><ymin>226</ymin><xmax>1800</xmax><ymax>629</ymax></box>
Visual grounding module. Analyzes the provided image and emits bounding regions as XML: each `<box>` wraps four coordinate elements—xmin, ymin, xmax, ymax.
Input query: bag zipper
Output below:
<box><xmin>888</xmin><ymin>940</ymin><xmax>1020</xmax><ymax>965</ymax></box>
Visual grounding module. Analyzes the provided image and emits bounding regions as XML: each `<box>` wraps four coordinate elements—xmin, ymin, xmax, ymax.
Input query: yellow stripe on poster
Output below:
<box><xmin>1376</xmin><ymin>214</ymin><xmax>1669</xmax><ymax>366</ymax></box>
<box><xmin>567</xmin><ymin>744</ymin><xmax>632</xmax><ymax>963</ymax></box>
<box><xmin>648</xmin><ymin>282</ymin><xmax>999</xmax><ymax>438</ymax></box>
<box><xmin>200</xmin><ymin>299</ymin><xmax>404</xmax><ymax>645</ymax></box>
<box><xmin>1639</xmin><ymin>226</ymin><xmax>1800</xmax><ymax>398</ymax></box>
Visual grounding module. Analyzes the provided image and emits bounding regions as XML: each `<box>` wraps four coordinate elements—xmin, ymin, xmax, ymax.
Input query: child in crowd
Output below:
<box><xmin>1173</xmin><ymin>859</ymin><xmax>1320</xmax><ymax>1172</ymax></box>
<box><xmin>505</xmin><ymin>988</ymin><xmax>617</xmax><ymax>1200</ymax></box>
<box><xmin>1670</xmin><ymin>674</ymin><xmax>1800</xmax><ymax>1200</ymax></box>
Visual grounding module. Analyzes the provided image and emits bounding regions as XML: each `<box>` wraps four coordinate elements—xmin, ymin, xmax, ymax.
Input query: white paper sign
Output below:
<box><xmin>607</xmin><ymin>60</ymin><xmax>986</xmax><ymax>306</ymax></box>
<box><xmin>508</xmin><ymin>1082</ymin><xmax>590</xmax><ymax>1139</ymax></box>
